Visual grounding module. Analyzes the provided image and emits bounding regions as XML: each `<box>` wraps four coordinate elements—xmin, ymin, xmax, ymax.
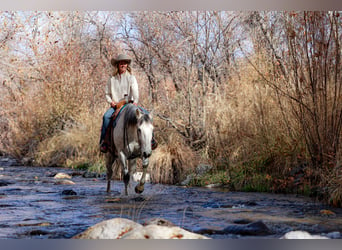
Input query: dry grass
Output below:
<box><xmin>148</xmin><ymin>132</ymin><xmax>197</xmax><ymax>184</ymax></box>
<box><xmin>34</xmin><ymin>108</ymin><xmax>105</xmax><ymax>171</ymax></box>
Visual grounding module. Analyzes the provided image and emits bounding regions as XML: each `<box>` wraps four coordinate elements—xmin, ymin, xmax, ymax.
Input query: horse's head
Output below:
<box><xmin>135</xmin><ymin>108</ymin><xmax>154</xmax><ymax>166</ymax></box>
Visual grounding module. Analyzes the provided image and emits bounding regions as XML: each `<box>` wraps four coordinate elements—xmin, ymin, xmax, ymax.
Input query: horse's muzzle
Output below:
<box><xmin>143</xmin><ymin>151</ymin><xmax>151</xmax><ymax>159</ymax></box>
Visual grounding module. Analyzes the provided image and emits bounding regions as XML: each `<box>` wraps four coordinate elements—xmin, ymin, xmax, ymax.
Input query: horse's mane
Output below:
<box><xmin>123</xmin><ymin>104</ymin><xmax>152</xmax><ymax>151</ymax></box>
<box><xmin>124</xmin><ymin>104</ymin><xmax>151</xmax><ymax>128</ymax></box>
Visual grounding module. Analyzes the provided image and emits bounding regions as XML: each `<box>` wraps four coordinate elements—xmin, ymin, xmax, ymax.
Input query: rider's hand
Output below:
<box><xmin>110</xmin><ymin>102</ymin><xmax>116</xmax><ymax>108</ymax></box>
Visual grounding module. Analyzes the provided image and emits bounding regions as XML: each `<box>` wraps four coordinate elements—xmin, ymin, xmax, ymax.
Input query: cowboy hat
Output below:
<box><xmin>111</xmin><ymin>54</ymin><xmax>132</xmax><ymax>66</ymax></box>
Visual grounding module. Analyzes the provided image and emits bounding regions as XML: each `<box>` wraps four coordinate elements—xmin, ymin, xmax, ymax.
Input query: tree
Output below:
<box><xmin>243</xmin><ymin>11</ymin><xmax>342</xmax><ymax>177</ymax></box>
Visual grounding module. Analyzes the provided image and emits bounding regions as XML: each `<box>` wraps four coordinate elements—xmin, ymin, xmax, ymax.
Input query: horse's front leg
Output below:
<box><xmin>119</xmin><ymin>151</ymin><xmax>129</xmax><ymax>195</ymax></box>
<box><xmin>135</xmin><ymin>160</ymin><xmax>149</xmax><ymax>194</ymax></box>
<box><xmin>128</xmin><ymin>158</ymin><xmax>137</xmax><ymax>187</ymax></box>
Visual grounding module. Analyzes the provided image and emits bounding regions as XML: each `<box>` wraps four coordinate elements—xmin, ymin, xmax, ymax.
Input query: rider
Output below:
<box><xmin>99</xmin><ymin>54</ymin><xmax>139</xmax><ymax>153</ymax></box>
<box><xmin>99</xmin><ymin>53</ymin><xmax>158</xmax><ymax>153</ymax></box>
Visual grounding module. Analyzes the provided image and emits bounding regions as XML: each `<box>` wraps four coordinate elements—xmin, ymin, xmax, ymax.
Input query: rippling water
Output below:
<box><xmin>0</xmin><ymin>158</ymin><xmax>342</xmax><ymax>239</ymax></box>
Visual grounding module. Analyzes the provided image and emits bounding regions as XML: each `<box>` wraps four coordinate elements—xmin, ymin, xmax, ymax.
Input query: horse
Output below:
<box><xmin>105</xmin><ymin>103</ymin><xmax>154</xmax><ymax>195</ymax></box>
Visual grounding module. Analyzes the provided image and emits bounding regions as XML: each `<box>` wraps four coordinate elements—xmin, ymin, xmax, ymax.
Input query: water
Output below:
<box><xmin>0</xmin><ymin>158</ymin><xmax>342</xmax><ymax>239</ymax></box>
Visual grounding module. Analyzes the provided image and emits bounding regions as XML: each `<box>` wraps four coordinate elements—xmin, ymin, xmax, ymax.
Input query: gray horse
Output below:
<box><xmin>106</xmin><ymin>103</ymin><xmax>154</xmax><ymax>195</ymax></box>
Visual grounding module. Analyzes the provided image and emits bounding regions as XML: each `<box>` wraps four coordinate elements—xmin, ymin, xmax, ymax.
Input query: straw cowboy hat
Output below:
<box><xmin>111</xmin><ymin>54</ymin><xmax>132</xmax><ymax>66</ymax></box>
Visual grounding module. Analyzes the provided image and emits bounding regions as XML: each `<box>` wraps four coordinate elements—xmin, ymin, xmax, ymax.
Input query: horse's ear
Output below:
<box><xmin>148</xmin><ymin>110</ymin><xmax>153</xmax><ymax>120</ymax></box>
<box><xmin>136</xmin><ymin>108</ymin><xmax>142</xmax><ymax>119</ymax></box>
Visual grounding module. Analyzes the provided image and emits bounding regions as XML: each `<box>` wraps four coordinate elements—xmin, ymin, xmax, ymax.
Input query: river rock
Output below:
<box><xmin>0</xmin><ymin>180</ymin><xmax>13</xmax><ymax>186</ymax></box>
<box><xmin>54</xmin><ymin>173</ymin><xmax>72</xmax><ymax>179</ymax></box>
<box><xmin>122</xmin><ymin>224</ymin><xmax>209</xmax><ymax>239</ymax></box>
<box><xmin>281</xmin><ymin>231</ymin><xmax>329</xmax><ymax>239</ymax></box>
<box><xmin>82</xmin><ymin>171</ymin><xmax>104</xmax><ymax>179</ymax></box>
<box><xmin>0</xmin><ymin>157</ymin><xmax>19</xmax><ymax>167</ymax></box>
<box><xmin>54</xmin><ymin>179</ymin><xmax>75</xmax><ymax>185</ymax></box>
<box><xmin>73</xmin><ymin>218</ymin><xmax>142</xmax><ymax>239</ymax></box>
<box><xmin>61</xmin><ymin>189</ymin><xmax>77</xmax><ymax>195</ymax></box>
<box><xmin>73</xmin><ymin>218</ymin><xmax>209</xmax><ymax>239</ymax></box>
<box><xmin>194</xmin><ymin>220</ymin><xmax>272</xmax><ymax>236</ymax></box>
<box><xmin>205</xmin><ymin>183</ymin><xmax>222</xmax><ymax>188</ymax></box>
<box><xmin>326</xmin><ymin>231</ymin><xmax>341</xmax><ymax>239</ymax></box>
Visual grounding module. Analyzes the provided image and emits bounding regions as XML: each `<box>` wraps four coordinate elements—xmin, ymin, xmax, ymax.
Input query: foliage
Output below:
<box><xmin>148</xmin><ymin>132</ymin><xmax>197</xmax><ymax>184</ymax></box>
<box><xmin>0</xmin><ymin>11</ymin><xmax>341</xmax><ymax>206</ymax></box>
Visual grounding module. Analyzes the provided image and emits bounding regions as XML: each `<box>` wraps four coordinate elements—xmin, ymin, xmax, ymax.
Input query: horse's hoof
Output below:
<box><xmin>135</xmin><ymin>185</ymin><xmax>144</xmax><ymax>194</ymax></box>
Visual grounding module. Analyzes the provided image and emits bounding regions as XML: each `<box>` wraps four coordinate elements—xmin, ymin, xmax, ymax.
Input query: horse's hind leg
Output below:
<box><xmin>106</xmin><ymin>153</ymin><xmax>115</xmax><ymax>192</ymax></box>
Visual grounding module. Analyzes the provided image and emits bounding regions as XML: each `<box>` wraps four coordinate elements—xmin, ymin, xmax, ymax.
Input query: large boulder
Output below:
<box><xmin>122</xmin><ymin>224</ymin><xmax>209</xmax><ymax>239</ymax></box>
<box><xmin>73</xmin><ymin>218</ymin><xmax>209</xmax><ymax>239</ymax></box>
<box><xmin>73</xmin><ymin>218</ymin><xmax>142</xmax><ymax>239</ymax></box>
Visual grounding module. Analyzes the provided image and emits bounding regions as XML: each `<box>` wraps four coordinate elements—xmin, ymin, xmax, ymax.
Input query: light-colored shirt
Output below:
<box><xmin>105</xmin><ymin>71</ymin><xmax>139</xmax><ymax>104</ymax></box>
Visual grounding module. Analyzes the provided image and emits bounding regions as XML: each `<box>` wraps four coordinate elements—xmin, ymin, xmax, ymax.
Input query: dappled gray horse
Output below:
<box><xmin>106</xmin><ymin>103</ymin><xmax>154</xmax><ymax>195</ymax></box>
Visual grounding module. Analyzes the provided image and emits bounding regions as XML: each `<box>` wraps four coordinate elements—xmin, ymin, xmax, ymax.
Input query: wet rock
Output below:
<box><xmin>54</xmin><ymin>173</ymin><xmax>72</xmax><ymax>179</ymax></box>
<box><xmin>82</xmin><ymin>171</ymin><xmax>104</xmax><ymax>179</ymax></box>
<box><xmin>0</xmin><ymin>157</ymin><xmax>20</xmax><ymax>167</ymax></box>
<box><xmin>73</xmin><ymin>218</ymin><xmax>209</xmax><ymax>239</ymax></box>
<box><xmin>122</xmin><ymin>224</ymin><xmax>209</xmax><ymax>239</ymax></box>
<box><xmin>70</xmin><ymin>171</ymin><xmax>84</xmax><ymax>177</ymax></box>
<box><xmin>243</xmin><ymin>201</ymin><xmax>258</xmax><ymax>206</ymax></box>
<box><xmin>281</xmin><ymin>231</ymin><xmax>329</xmax><ymax>239</ymax></box>
<box><xmin>0</xmin><ymin>180</ymin><xmax>13</xmax><ymax>186</ymax></box>
<box><xmin>73</xmin><ymin>218</ymin><xmax>143</xmax><ymax>239</ymax></box>
<box><xmin>320</xmin><ymin>209</ymin><xmax>336</xmax><ymax>217</ymax></box>
<box><xmin>54</xmin><ymin>180</ymin><xmax>75</xmax><ymax>185</ymax></box>
<box><xmin>233</xmin><ymin>219</ymin><xmax>252</xmax><ymax>224</ymax></box>
<box><xmin>227</xmin><ymin>221</ymin><xmax>272</xmax><ymax>236</ymax></box>
<box><xmin>326</xmin><ymin>231</ymin><xmax>341</xmax><ymax>239</ymax></box>
<box><xmin>61</xmin><ymin>190</ymin><xmax>77</xmax><ymax>195</ymax></box>
<box><xmin>27</xmin><ymin>230</ymin><xmax>49</xmax><ymax>236</ymax></box>
<box><xmin>17</xmin><ymin>222</ymin><xmax>51</xmax><ymax>227</ymax></box>
<box><xmin>205</xmin><ymin>183</ymin><xmax>222</xmax><ymax>188</ymax></box>
<box><xmin>195</xmin><ymin>220</ymin><xmax>272</xmax><ymax>236</ymax></box>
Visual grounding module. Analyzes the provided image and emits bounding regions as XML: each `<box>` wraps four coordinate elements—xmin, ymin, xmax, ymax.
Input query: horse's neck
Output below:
<box><xmin>125</xmin><ymin>125</ymin><xmax>139</xmax><ymax>151</ymax></box>
<box><xmin>126</xmin><ymin>125</ymin><xmax>137</xmax><ymax>140</ymax></box>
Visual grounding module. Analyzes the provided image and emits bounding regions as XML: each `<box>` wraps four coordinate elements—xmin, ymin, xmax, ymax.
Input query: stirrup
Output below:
<box><xmin>100</xmin><ymin>142</ymin><xmax>108</xmax><ymax>153</ymax></box>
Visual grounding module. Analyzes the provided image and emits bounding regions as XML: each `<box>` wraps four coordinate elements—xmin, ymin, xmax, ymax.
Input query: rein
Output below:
<box><xmin>123</xmin><ymin>109</ymin><xmax>141</xmax><ymax>160</ymax></box>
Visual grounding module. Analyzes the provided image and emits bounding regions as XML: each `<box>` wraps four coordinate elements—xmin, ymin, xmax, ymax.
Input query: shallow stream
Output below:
<box><xmin>1</xmin><ymin>157</ymin><xmax>342</xmax><ymax>239</ymax></box>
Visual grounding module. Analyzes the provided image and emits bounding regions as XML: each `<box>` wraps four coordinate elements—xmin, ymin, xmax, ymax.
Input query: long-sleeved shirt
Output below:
<box><xmin>105</xmin><ymin>71</ymin><xmax>139</xmax><ymax>104</ymax></box>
